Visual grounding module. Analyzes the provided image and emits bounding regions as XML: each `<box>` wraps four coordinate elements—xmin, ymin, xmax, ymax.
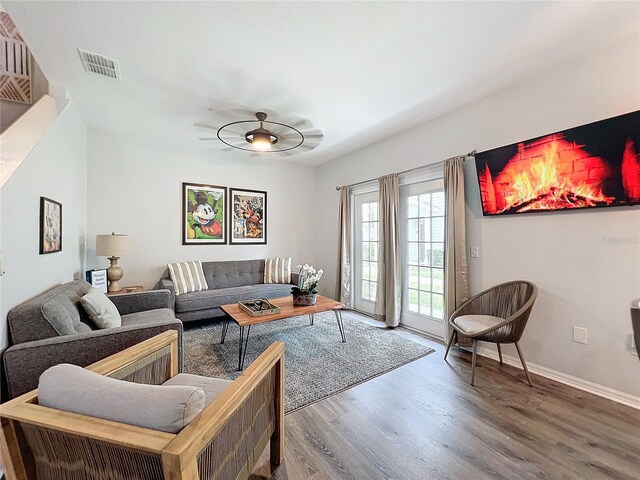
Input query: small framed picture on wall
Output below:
<box><xmin>39</xmin><ymin>196</ymin><xmax>62</xmax><ymax>254</ymax></box>
<box><xmin>183</xmin><ymin>182</ymin><xmax>227</xmax><ymax>244</ymax></box>
<box><xmin>229</xmin><ymin>188</ymin><xmax>267</xmax><ymax>245</ymax></box>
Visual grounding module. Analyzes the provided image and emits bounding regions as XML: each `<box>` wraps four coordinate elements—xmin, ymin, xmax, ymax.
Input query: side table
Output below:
<box><xmin>106</xmin><ymin>285</ymin><xmax>144</xmax><ymax>296</ymax></box>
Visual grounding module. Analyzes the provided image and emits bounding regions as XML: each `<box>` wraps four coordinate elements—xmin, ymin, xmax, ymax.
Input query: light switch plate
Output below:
<box><xmin>470</xmin><ymin>246</ymin><xmax>480</xmax><ymax>258</ymax></box>
<box><xmin>573</xmin><ymin>326</ymin><xmax>588</xmax><ymax>344</ymax></box>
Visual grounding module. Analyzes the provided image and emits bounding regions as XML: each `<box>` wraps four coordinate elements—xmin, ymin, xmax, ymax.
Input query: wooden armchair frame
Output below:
<box><xmin>0</xmin><ymin>330</ymin><xmax>285</xmax><ymax>480</ymax></box>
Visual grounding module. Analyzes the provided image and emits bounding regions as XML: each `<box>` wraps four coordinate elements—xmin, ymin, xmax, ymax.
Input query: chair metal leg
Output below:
<box><xmin>497</xmin><ymin>343</ymin><xmax>503</xmax><ymax>365</ymax></box>
<box><xmin>444</xmin><ymin>328</ymin><xmax>456</xmax><ymax>360</ymax></box>
<box><xmin>309</xmin><ymin>313</ymin><xmax>314</xmax><ymax>325</ymax></box>
<box><xmin>470</xmin><ymin>339</ymin><xmax>478</xmax><ymax>386</ymax></box>
<box><xmin>515</xmin><ymin>342</ymin><xmax>533</xmax><ymax>387</ymax></box>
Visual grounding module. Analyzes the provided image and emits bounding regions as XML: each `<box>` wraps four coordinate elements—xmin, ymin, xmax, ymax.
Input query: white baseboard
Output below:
<box><xmin>476</xmin><ymin>345</ymin><xmax>640</xmax><ymax>410</ymax></box>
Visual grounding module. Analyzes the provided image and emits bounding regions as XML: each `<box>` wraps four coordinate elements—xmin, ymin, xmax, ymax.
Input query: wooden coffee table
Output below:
<box><xmin>221</xmin><ymin>295</ymin><xmax>346</xmax><ymax>370</ymax></box>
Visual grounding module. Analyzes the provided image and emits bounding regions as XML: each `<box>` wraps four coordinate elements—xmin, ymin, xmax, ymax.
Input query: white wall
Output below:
<box><xmin>0</xmin><ymin>100</ymin><xmax>87</xmax><ymax>349</ymax></box>
<box><xmin>314</xmin><ymin>38</ymin><xmax>640</xmax><ymax>397</ymax></box>
<box><xmin>86</xmin><ymin>129</ymin><xmax>317</xmax><ymax>288</ymax></box>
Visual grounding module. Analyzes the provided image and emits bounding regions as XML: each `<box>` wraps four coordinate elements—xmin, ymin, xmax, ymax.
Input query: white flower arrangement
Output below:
<box><xmin>292</xmin><ymin>263</ymin><xmax>324</xmax><ymax>295</ymax></box>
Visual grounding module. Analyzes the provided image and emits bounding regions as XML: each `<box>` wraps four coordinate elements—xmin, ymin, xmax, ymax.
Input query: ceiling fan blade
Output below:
<box><xmin>302</xmin><ymin>131</ymin><xmax>324</xmax><ymax>139</ymax></box>
<box><xmin>276</xmin><ymin>149</ymin><xmax>298</xmax><ymax>157</ymax></box>
<box><xmin>194</xmin><ymin>123</ymin><xmax>219</xmax><ymax>131</ymax></box>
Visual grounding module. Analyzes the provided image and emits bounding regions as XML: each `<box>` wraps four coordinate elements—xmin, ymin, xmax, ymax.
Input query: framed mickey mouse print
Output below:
<box><xmin>182</xmin><ymin>182</ymin><xmax>227</xmax><ymax>245</ymax></box>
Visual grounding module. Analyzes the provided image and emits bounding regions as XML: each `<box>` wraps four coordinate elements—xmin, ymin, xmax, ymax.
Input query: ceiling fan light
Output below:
<box><xmin>246</xmin><ymin>128</ymin><xmax>278</xmax><ymax>151</ymax></box>
<box><xmin>251</xmin><ymin>134</ymin><xmax>273</xmax><ymax>151</ymax></box>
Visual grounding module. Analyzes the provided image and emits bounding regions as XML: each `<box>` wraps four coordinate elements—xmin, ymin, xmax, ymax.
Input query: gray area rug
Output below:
<box><xmin>183</xmin><ymin>311</ymin><xmax>435</xmax><ymax>413</ymax></box>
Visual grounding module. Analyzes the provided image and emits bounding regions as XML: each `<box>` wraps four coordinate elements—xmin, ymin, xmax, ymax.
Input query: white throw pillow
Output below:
<box><xmin>167</xmin><ymin>261</ymin><xmax>209</xmax><ymax>296</ymax></box>
<box><xmin>264</xmin><ymin>257</ymin><xmax>292</xmax><ymax>284</ymax></box>
<box><xmin>80</xmin><ymin>287</ymin><xmax>122</xmax><ymax>328</ymax></box>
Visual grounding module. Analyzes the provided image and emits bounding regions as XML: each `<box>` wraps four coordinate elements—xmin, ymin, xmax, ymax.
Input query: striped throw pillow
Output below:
<box><xmin>167</xmin><ymin>261</ymin><xmax>209</xmax><ymax>296</ymax></box>
<box><xmin>264</xmin><ymin>258</ymin><xmax>292</xmax><ymax>284</ymax></box>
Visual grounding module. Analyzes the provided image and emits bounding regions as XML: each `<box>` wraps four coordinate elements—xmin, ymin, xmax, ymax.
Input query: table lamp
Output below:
<box><xmin>96</xmin><ymin>233</ymin><xmax>130</xmax><ymax>292</ymax></box>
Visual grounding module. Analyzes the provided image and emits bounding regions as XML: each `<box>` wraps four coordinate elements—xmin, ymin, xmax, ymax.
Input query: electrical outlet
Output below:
<box><xmin>470</xmin><ymin>246</ymin><xmax>480</xmax><ymax>258</ymax></box>
<box><xmin>573</xmin><ymin>326</ymin><xmax>588</xmax><ymax>344</ymax></box>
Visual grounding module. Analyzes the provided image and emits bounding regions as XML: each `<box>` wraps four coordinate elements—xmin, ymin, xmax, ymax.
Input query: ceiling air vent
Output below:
<box><xmin>78</xmin><ymin>48</ymin><xmax>120</xmax><ymax>79</ymax></box>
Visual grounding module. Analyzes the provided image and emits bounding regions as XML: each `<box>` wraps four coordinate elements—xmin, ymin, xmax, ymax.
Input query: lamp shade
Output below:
<box><xmin>96</xmin><ymin>233</ymin><xmax>130</xmax><ymax>257</ymax></box>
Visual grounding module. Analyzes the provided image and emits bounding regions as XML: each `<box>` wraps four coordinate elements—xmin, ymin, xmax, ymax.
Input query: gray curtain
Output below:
<box><xmin>444</xmin><ymin>156</ymin><xmax>470</xmax><ymax>343</ymax></box>
<box><xmin>336</xmin><ymin>186</ymin><xmax>352</xmax><ymax>306</ymax></box>
<box><xmin>374</xmin><ymin>174</ymin><xmax>401</xmax><ymax>327</ymax></box>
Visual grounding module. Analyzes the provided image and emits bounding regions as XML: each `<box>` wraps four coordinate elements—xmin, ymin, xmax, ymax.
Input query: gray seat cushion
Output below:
<box><xmin>175</xmin><ymin>284</ymin><xmax>293</xmax><ymax>313</ymax></box>
<box><xmin>39</xmin><ymin>364</ymin><xmax>205</xmax><ymax>434</ymax></box>
<box><xmin>163</xmin><ymin>373</ymin><xmax>231</xmax><ymax>406</ymax></box>
<box><xmin>120</xmin><ymin>308</ymin><xmax>178</xmax><ymax>326</ymax></box>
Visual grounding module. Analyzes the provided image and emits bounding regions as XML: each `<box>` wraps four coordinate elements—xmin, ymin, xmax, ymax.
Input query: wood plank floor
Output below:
<box><xmin>249</xmin><ymin>314</ymin><xmax>640</xmax><ymax>480</ymax></box>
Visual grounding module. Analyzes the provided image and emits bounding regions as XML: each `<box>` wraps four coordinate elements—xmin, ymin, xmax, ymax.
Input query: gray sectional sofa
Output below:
<box><xmin>158</xmin><ymin>259</ymin><xmax>297</xmax><ymax>322</ymax></box>
<box><xmin>1</xmin><ymin>280</ymin><xmax>182</xmax><ymax>400</ymax></box>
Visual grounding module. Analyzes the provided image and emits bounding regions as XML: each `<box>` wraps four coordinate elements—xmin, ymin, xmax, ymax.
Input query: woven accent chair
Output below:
<box><xmin>0</xmin><ymin>330</ymin><xmax>285</xmax><ymax>480</ymax></box>
<box><xmin>444</xmin><ymin>280</ymin><xmax>538</xmax><ymax>387</ymax></box>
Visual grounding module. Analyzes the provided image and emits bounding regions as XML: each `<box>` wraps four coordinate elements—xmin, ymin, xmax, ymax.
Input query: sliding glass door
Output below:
<box><xmin>353</xmin><ymin>192</ymin><xmax>379</xmax><ymax>315</ymax></box>
<box><xmin>399</xmin><ymin>180</ymin><xmax>446</xmax><ymax>338</ymax></box>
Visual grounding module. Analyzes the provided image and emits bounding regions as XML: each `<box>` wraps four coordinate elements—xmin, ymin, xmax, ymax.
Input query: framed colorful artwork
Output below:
<box><xmin>39</xmin><ymin>196</ymin><xmax>62</xmax><ymax>254</ymax></box>
<box><xmin>475</xmin><ymin>110</ymin><xmax>640</xmax><ymax>216</ymax></box>
<box><xmin>183</xmin><ymin>182</ymin><xmax>227</xmax><ymax>244</ymax></box>
<box><xmin>229</xmin><ymin>188</ymin><xmax>267</xmax><ymax>245</ymax></box>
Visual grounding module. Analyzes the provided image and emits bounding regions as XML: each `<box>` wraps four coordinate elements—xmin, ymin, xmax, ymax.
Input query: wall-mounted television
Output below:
<box><xmin>475</xmin><ymin>111</ymin><xmax>640</xmax><ymax>216</ymax></box>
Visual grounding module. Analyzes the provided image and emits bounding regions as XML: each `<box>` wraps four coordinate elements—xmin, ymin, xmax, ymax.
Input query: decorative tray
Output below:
<box><xmin>238</xmin><ymin>298</ymin><xmax>281</xmax><ymax>317</ymax></box>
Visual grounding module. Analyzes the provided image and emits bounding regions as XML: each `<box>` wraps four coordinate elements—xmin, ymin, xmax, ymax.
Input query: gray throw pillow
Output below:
<box><xmin>80</xmin><ymin>287</ymin><xmax>122</xmax><ymax>328</ymax></box>
<box><xmin>38</xmin><ymin>364</ymin><xmax>206</xmax><ymax>433</ymax></box>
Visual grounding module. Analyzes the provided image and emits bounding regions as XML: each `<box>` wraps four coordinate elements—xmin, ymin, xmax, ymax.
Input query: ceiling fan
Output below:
<box><xmin>196</xmin><ymin>108</ymin><xmax>324</xmax><ymax>156</ymax></box>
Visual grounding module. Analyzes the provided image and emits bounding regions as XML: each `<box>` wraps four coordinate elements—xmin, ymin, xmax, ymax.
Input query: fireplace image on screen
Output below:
<box><xmin>475</xmin><ymin>111</ymin><xmax>640</xmax><ymax>215</ymax></box>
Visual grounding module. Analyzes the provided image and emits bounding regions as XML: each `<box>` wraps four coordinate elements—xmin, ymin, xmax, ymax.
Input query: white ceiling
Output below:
<box><xmin>4</xmin><ymin>1</ymin><xmax>639</xmax><ymax>166</ymax></box>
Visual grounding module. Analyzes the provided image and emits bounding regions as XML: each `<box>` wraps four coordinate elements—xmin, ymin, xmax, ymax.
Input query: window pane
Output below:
<box><xmin>369</xmin><ymin>202</ymin><xmax>378</xmax><ymax>221</ymax></box>
<box><xmin>419</xmin><ymin>243</ymin><xmax>429</xmax><ymax>266</ymax></box>
<box><xmin>419</xmin><ymin>267</ymin><xmax>431</xmax><ymax>291</ymax></box>
<box><xmin>408</xmin><ymin>266</ymin><xmax>419</xmax><ymax>289</ymax></box>
<box><xmin>362</xmin><ymin>222</ymin><xmax>369</xmax><ymax>242</ymax></box>
<box><xmin>432</xmin><ymin>192</ymin><xmax>445</xmax><ymax>216</ymax></box>
<box><xmin>419</xmin><ymin>218</ymin><xmax>430</xmax><ymax>242</ymax></box>
<box><xmin>407</xmin><ymin>196</ymin><xmax>419</xmax><ymax>218</ymax></box>
<box><xmin>432</xmin><ymin>217</ymin><xmax>444</xmax><ymax>242</ymax></box>
<box><xmin>370</xmin><ymin>221</ymin><xmax>378</xmax><ymax>242</ymax></box>
<box><xmin>362</xmin><ymin>262</ymin><xmax>370</xmax><ymax>281</ymax></box>
<box><xmin>419</xmin><ymin>194</ymin><xmax>431</xmax><ymax>217</ymax></box>
<box><xmin>370</xmin><ymin>242</ymin><xmax>378</xmax><ymax>262</ymax></box>
<box><xmin>408</xmin><ymin>289</ymin><xmax>419</xmax><ymax>312</ymax></box>
<box><xmin>407</xmin><ymin>242</ymin><xmax>418</xmax><ymax>264</ymax></box>
<box><xmin>432</xmin><ymin>294</ymin><xmax>444</xmax><ymax>319</ymax></box>
<box><xmin>362</xmin><ymin>281</ymin><xmax>370</xmax><ymax>300</ymax></box>
<box><xmin>370</xmin><ymin>282</ymin><xmax>377</xmax><ymax>301</ymax></box>
<box><xmin>362</xmin><ymin>241</ymin><xmax>370</xmax><ymax>261</ymax></box>
<box><xmin>432</xmin><ymin>268</ymin><xmax>444</xmax><ymax>293</ymax></box>
<box><xmin>419</xmin><ymin>292</ymin><xmax>431</xmax><ymax>316</ymax></box>
<box><xmin>362</xmin><ymin>203</ymin><xmax>369</xmax><ymax>222</ymax></box>
<box><xmin>408</xmin><ymin>219</ymin><xmax>418</xmax><ymax>242</ymax></box>
<box><xmin>432</xmin><ymin>243</ymin><xmax>444</xmax><ymax>268</ymax></box>
<box><xmin>369</xmin><ymin>262</ymin><xmax>378</xmax><ymax>282</ymax></box>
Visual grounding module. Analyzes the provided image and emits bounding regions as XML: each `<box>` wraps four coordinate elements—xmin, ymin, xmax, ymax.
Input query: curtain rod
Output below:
<box><xmin>334</xmin><ymin>150</ymin><xmax>477</xmax><ymax>191</ymax></box>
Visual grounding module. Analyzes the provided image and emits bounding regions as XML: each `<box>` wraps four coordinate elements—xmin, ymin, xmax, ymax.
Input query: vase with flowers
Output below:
<box><xmin>291</xmin><ymin>264</ymin><xmax>324</xmax><ymax>306</ymax></box>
